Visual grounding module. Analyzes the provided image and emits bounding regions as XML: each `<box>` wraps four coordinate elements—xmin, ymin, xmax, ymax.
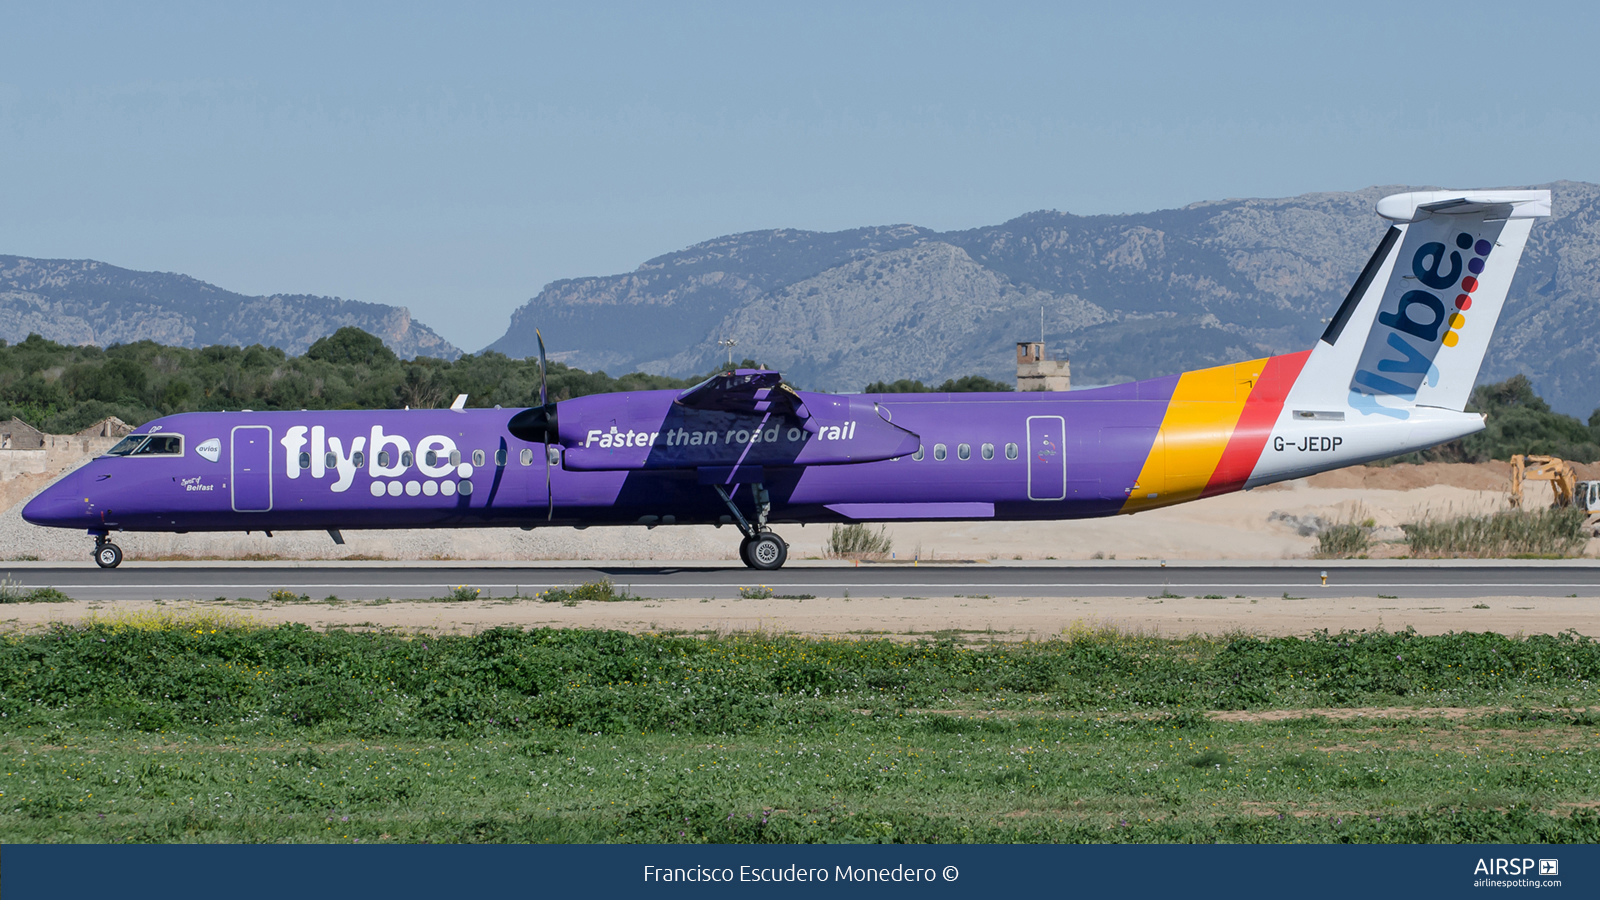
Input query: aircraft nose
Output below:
<box><xmin>21</xmin><ymin>470</ymin><xmax>90</xmax><ymax>528</ymax></box>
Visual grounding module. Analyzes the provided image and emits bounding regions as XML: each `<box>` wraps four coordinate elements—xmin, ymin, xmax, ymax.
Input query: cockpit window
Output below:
<box><xmin>103</xmin><ymin>434</ymin><xmax>184</xmax><ymax>457</ymax></box>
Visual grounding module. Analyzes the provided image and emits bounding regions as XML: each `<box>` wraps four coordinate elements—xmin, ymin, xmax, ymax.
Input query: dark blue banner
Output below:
<box><xmin>5</xmin><ymin>843</ymin><xmax>1595</xmax><ymax>899</ymax></box>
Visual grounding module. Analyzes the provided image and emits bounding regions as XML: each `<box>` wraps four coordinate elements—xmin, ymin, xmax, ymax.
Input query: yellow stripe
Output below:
<box><xmin>1119</xmin><ymin>358</ymin><xmax>1267</xmax><ymax>513</ymax></box>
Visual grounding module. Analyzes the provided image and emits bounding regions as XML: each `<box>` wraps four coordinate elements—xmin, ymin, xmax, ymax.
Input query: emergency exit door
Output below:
<box><xmin>231</xmin><ymin>425</ymin><xmax>273</xmax><ymax>512</ymax></box>
<box><xmin>1027</xmin><ymin>415</ymin><xmax>1066</xmax><ymax>501</ymax></box>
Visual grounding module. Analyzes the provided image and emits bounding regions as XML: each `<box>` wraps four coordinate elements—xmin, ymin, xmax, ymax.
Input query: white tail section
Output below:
<box><xmin>1286</xmin><ymin>190</ymin><xmax>1550</xmax><ymax>419</ymax></box>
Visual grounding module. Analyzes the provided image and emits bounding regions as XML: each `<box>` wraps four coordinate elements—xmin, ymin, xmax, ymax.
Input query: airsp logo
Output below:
<box><xmin>1473</xmin><ymin>858</ymin><xmax>1548</xmax><ymax>876</ymax></box>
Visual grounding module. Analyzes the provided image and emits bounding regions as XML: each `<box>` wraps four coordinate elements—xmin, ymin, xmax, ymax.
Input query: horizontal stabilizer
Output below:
<box><xmin>1375</xmin><ymin>190</ymin><xmax>1551</xmax><ymax>223</ymax></box>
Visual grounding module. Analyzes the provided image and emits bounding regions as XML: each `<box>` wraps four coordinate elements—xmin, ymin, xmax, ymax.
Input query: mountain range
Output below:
<box><xmin>7</xmin><ymin>181</ymin><xmax>1599</xmax><ymax>416</ymax></box>
<box><xmin>489</xmin><ymin>181</ymin><xmax>1600</xmax><ymax>417</ymax></box>
<box><xmin>0</xmin><ymin>256</ymin><xmax>460</xmax><ymax>360</ymax></box>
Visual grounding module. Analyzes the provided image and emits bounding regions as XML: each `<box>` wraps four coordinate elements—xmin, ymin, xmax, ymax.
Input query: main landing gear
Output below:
<box><xmin>713</xmin><ymin>483</ymin><xmax>788</xmax><ymax>571</ymax></box>
<box><xmin>739</xmin><ymin>532</ymin><xmax>788</xmax><ymax>570</ymax></box>
<box><xmin>93</xmin><ymin>534</ymin><xmax>123</xmax><ymax>569</ymax></box>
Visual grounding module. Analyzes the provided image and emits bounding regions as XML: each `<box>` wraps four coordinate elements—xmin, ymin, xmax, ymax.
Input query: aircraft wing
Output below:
<box><xmin>673</xmin><ymin>369</ymin><xmax>807</xmax><ymax>417</ymax></box>
<box><xmin>549</xmin><ymin>369</ymin><xmax>921</xmax><ymax>471</ymax></box>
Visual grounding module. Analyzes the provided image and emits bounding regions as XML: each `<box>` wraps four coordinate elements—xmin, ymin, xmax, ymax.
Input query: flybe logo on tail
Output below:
<box><xmin>1349</xmin><ymin>230</ymin><xmax>1495</xmax><ymax>418</ymax></box>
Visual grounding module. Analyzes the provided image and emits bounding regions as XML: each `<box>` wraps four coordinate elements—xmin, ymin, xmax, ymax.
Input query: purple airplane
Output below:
<box><xmin>23</xmin><ymin>190</ymin><xmax>1552</xmax><ymax>570</ymax></box>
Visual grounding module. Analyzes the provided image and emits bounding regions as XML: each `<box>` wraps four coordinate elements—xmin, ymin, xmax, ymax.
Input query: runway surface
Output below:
<box><xmin>9</xmin><ymin>562</ymin><xmax>1600</xmax><ymax>602</ymax></box>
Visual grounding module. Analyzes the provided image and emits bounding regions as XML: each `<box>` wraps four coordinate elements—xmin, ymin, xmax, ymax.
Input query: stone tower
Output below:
<box><xmin>1016</xmin><ymin>342</ymin><xmax>1070</xmax><ymax>392</ymax></box>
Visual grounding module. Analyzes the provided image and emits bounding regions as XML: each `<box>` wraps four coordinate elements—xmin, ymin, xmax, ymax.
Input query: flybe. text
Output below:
<box><xmin>279</xmin><ymin>425</ymin><xmax>468</xmax><ymax>493</ymax></box>
<box><xmin>1350</xmin><ymin>230</ymin><xmax>1493</xmax><ymax>418</ymax></box>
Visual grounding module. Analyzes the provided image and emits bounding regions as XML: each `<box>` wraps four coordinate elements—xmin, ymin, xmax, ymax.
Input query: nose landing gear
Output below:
<box><xmin>93</xmin><ymin>535</ymin><xmax>123</xmax><ymax>569</ymax></box>
<box><xmin>715</xmin><ymin>483</ymin><xmax>788</xmax><ymax>571</ymax></box>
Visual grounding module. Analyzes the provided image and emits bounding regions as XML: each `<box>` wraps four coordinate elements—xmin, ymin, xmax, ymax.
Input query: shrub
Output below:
<box><xmin>826</xmin><ymin>523</ymin><xmax>892</xmax><ymax>559</ymax></box>
<box><xmin>78</xmin><ymin>608</ymin><xmax>260</xmax><ymax>632</ymax></box>
<box><xmin>1315</xmin><ymin>523</ymin><xmax>1369</xmax><ymax>558</ymax></box>
<box><xmin>538</xmin><ymin>578</ymin><xmax>636</xmax><ymax>604</ymax></box>
<box><xmin>1403</xmin><ymin>507</ymin><xmax>1588</xmax><ymax>558</ymax></box>
<box><xmin>0</xmin><ymin>581</ymin><xmax>73</xmax><ymax>604</ymax></box>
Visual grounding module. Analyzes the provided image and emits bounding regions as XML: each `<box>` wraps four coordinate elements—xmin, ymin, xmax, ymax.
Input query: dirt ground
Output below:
<box><xmin>8</xmin><ymin>590</ymin><xmax>1594</xmax><ymax>640</ymax></box>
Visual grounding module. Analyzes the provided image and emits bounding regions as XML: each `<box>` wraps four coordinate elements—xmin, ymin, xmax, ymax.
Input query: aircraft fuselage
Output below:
<box><xmin>23</xmin><ymin>352</ymin><xmax>1482</xmax><ymax>537</ymax></box>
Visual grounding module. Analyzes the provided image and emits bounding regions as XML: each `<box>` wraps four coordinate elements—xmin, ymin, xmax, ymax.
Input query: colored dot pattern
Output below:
<box><xmin>1444</xmin><ymin>233</ymin><xmax>1490</xmax><ymax>349</ymax></box>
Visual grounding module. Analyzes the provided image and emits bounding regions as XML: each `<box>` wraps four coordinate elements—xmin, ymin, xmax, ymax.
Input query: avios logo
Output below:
<box><xmin>1349</xmin><ymin>231</ymin><xmax>1492</xmax><ymax>417</ymax></box>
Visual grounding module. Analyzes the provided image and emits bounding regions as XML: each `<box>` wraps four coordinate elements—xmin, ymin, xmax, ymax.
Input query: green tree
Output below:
<box><xmin>305</xmin><ymin>327</ymin><xmax>398</xmax><ymax>367</ymax></box>
<box><xmin>1382</xmin><ymin>375</ymin><xmax>1600</xmax><ymax>464</ymax></box>
<box><xmin>864</xmin><ymin>375</ymin><xmax>1014</xmax><ymax>393</ymax></box>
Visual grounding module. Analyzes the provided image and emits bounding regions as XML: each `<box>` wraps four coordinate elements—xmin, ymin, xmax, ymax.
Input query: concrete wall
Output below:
<box><xmin>0</xmin><ymin>449</ymin><xmax>47</xmax><ymax>479</ymax></box>
<box><xmin>0</xmin><ymin>433</ymin><xmax>126</xmax><ymax>484</ymax></box>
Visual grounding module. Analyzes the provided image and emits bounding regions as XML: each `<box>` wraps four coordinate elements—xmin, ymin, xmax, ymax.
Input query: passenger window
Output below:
<box><xmin>957</xmin><ymin>443</ymin><xmax>971</xmax><ymax>460</ymax></box>
<box><xmin>325</xmin><ymin>452</ymin><xmax>338</xmax><ymax>469</ymax></box>
<box><xmin>495</xmin><ymin>448</ymin><xmax>507</xmax><ymax>467</ymax></box>
<box><xmin>298</xmin><ymin>451</ymin><xmax>311</xmax><ymax>470</ymax></box>
<box><xmin>981</xmin><ymin>443</ymin><xmax>994</xmax><ymax>460</ymax></box>
<box><xmin>425</xmin><ymin>450</ymin><xmax>438</xmax><ymax>467</ymax></box>
<box><xmin>401</xmin><ymin>450</ymin><xmax>413</xmax><ymax>467</ymax></box>
<box><xmin>912</xmin><ymin>445</ymin><xmax>924</xmax><ymax>461</ymax></box>
<box><xmin>449</xmin><ymin>450</ymin><xmax>461</xmax><ymax>466</ymax></box>
<box><xmin>547</xmin><ymin>445</ymin><xmax>561</xmax><ymax>465</ymax></box>
<box><xmin>933</xmin><ymin>443</ymin><xmax>947</xmax><ymax>461</ymax></box>
<box><xmin>472</xmin><ymin>449</ymin><xmax>485</xmax><ymax>467</ymax></box>
<box><xmin>520</xmin><ymin>448</ymin><xmax>534</xmax><ymax>466</ymax></box>
<box><xmin>353</xmin><ymin>451</ymin><xmax>366</xmax><ymax>469</ymax></box>
<box><xmin>1005</xmin><ymin>442</ymin><xmax>1019</xmax><ymax>460</ymax></box>
<box><xmin>377</xmin><ymin>450</ymin><xmax>391</xmax><ymax>468</ymax></box>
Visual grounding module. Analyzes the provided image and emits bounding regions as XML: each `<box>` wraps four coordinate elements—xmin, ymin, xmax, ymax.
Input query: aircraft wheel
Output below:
<box><xmin>738</xmin><ymin>536</ymin><xmax>754</xmax><ymax>567</ymax></box>
<box><xmin>747</xmin><ymin>533</ymin><xmax>787</xmax><ymax>571</ymax></box>
<box><xmin>94</xmin><ymin>542</ymin><xmax>123</xmax><ymax>569</ymax></box>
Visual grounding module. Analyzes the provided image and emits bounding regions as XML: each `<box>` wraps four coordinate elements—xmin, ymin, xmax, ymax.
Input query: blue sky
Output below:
<box><xmin>3</xmin><ymin>2</ymin><xmax>1597</xmax><ymax>351</ymax></box>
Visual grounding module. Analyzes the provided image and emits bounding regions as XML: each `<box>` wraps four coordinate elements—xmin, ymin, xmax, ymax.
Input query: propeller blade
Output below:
<box><xmin>536</xmin><ymin>328</ymin><xmax>548</xmax><ymax>408</ymax></box>
<box><xmin>537</xmin><ymin>328</ymin><xmax>552</xmax><ymax>521</ymax></box>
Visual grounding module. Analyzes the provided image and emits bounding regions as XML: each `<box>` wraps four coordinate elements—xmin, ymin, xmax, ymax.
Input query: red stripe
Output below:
<box><xmin>1200</xmin><ymin>350</ymin><xmax>1311</xmax><ymax>498</ymax></box>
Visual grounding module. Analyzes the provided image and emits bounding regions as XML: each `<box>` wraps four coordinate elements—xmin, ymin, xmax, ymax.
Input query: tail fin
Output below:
<box><xmin>1291</xmin><ymin>189</ymin><xmax>1550</xmax><ymax>419</ymax></box>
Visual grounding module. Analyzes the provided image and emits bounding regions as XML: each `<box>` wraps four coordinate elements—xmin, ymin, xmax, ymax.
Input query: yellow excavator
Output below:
<box><xmin>1509</xmin><ymin>454</ymin><xmax>1600</xmax><ymax>535</ymax></box>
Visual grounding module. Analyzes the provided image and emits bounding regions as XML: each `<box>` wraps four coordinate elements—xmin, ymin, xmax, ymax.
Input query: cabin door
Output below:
<box><xmin>231</xmin><ymin>425</ymin><xmax>273</xmax><ymax>512</ymax></box>
<box><xmin>1026</xmin><ymin>415</ymin><xmax>1066</xmax><ymax>501</ymax></box>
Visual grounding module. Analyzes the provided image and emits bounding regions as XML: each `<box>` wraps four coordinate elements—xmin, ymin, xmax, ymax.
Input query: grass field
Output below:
<box><xmin>0</xmin><ymin>614</ymin><xmax>1597</xmax><ymax>843</ymax></box>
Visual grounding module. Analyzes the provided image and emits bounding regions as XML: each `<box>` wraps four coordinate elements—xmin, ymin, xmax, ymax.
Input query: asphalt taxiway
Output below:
<box><xmin>6</xmin><ymin>561</ymin><xmax>1600</xmax><ymax>603</ymax></box>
